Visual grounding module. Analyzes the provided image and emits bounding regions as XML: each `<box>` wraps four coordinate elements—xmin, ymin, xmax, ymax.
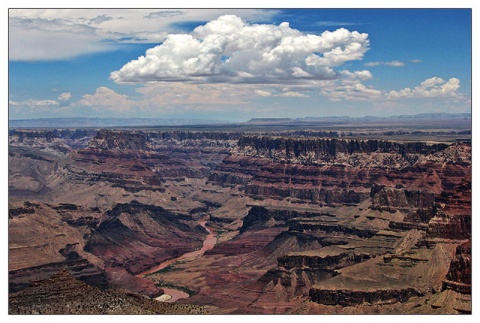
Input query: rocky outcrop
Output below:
<box><xmin>84</xmin><ymin>201</ymin><xmax>206</xmax><ymax>276</ymax></box>
<box><xmin>257</xmin><ymin>267</ymin><xmax>338</xmax><ymax>297</ymax></box>
<box><xmin>67</xmin><ymin>129</ymin><xmax>236</xmax><ymax>190</ymax></box>
<box><xmin>309</xmin><ymin>287</ymin><xmax>423</xmax><ymax>306</ymax></box>
<box><xmin>240</xmin><ymin>205</ymin><xmax>335</xmax><ymax>233</ymax></box>
<box><xmin>212</xmin><ymin>138</ymin><xmax>471</xmax><ymax>245</ymax></box>
<box><xmin>238</xmin><ymin>136</ymin><xmax>449</xmax><ymax>162</ymax></box>
<box><xmin>9</xmin><ymin>256</ymin><xmax>107</xmax><ymax>293</ymax></box>
<box><xmin>289</xmin><ymin>220</ymin><xmax>378</xmax><ymax>238</ymax></box>
<box><xmin>8</xmin><ymin>128</ymin><xmax>471</xmax><ymax>314</ymax></box>
<box><xmin>277</xmin><ymin>251</ymin><xmax>372</xmax><ymax>270</ymax></box>
<box><xmin>9</xmin><ymin>129</ymin><xmax>96</xmax><ymax>150</ymax></box>
<box><xmin>146</xmin><ymin>130</ymin><xmax>241</xmax><ymax>142</ymax></box>
<box><xmin>371</xmin><ymin>185</ymin><xmax>436</xmax><ymax>209</ymax></box>
<box><xmin>9</xmin><ymin>270</ymin><xmax>206</xmax><ymax>314</ymax></box>
<box><xmin>442</xmin><ymin>241</ymin><xmax>471</xmax><ymax>294</ymax></box>
<box><xmin>88</xmin><ymin>130</ymin><xmax>148</xmax><ymax>151</ymax></box>
<box><xmin>9</xmin><ymin>205</ymin><xmax>36</xmax><ymax>218</ymax></box>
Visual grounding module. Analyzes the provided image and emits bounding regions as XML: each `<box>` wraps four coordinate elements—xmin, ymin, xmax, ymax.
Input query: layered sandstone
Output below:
<box><xmin>84</xmin><ymin>201</ymin><xmax>206</xmax><ymax>276</ymax></box>
<box><xmin>212</xmin><ymin>137</ymin><xmax>471</xmax><ymax>239</ymax></box>
<box><xmin>8</xmin><ymin>129</ymin><xmax>471</xmax><ymax>314</ymax></box>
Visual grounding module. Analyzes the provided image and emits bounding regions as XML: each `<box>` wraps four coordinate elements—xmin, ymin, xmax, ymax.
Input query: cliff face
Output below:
<box><xmin>84</xmin><ymin>201</ymin><xmax>205</xmax><ymax>276</ymax></box>
<box><xmin>238</xmin><ymin>136</ymin><xmax>450</xmax><ymax>161</ymax></box>
<box><xmin>9</xmin><ymin>256</ymin><xmax>108</xmax><ymax>293</ymax></box>
<box><xmin>88</xmin><ymin>130</ymin><xmax>148</xmax><ymax>151</ymax></box>
<box><xmin>442</xmin><ymin>241</ymin><xmax>471</xmax><ymax>294</ymax></box>
<box><xmin>235</xmin><ymin>136</ymin><xmax>468</xmax><ymax>168</ymax></box>
<box><xmin>212</xmin><ymin>137</ymin><xmax>470</xmax><ymax>240</ymax></box>
<box><xmin>8</xmin><ymin>128</ymin><xmax>235</xmax><ymax>195</ymax></box>
<box><xmin>8</xmin><ymin>200</ymin><xmax>116</xmax><ymax>296</ymax></box>
<box><xmin>309</xmin><ymin>287</ymin><xmax>423</xmax><ymax>307</ymax></box>
<box><xmin>202</xmin><ymin>137</ymin><xmax>470</xmax><ymax>311</ymax></box>
<box><xmin>146</xmin><ymin>130</ymin><xmax>241</xmax><ymax>142</ymax></box>
<box><xmin>277</xmin><ymin>251</ymin><xmax>372</xmax><ymax>270</ymax></box>
<box><xmin>9</xmin><ymin>129</ymin><xmax>471</xmax><ymax>314</ymax></box>
<box><xmin>78</xmin><ymin>201</ymin><xmax>209</xmax><ymax>297</ymax></box>
<box><xmin>9</xmin><ymin>129</ymin><xmax>96</xmax><ymax>153</ymax></box>
<box><xmin>67</xmin><ymin>130</ymin><xmax>233</xmax><ymax>192</ymax></box>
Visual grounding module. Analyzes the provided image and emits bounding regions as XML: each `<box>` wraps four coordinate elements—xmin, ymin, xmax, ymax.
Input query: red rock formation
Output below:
<box><xmin>442</xmin><ymin>241</ymin><xmax>471</xmax><ymax>294</ymax></box>
<box><xmin>84</xmin><ymin>201</ymin><xmax>206</xmax><ymax>276</ymax></box>
<box><xmin>9</xmin><ymin>129</ymin><xmax>471</xmax><ymax>313</ymax></box>
<box><xmin>212</xmin><ymin>138</ymin><xmax>471</xmax><ymax>239</ymax></box>
<box><xmin>309</xmin><ymin>287</ymin><xmax>423</xmax><ymax>306</ymax></box>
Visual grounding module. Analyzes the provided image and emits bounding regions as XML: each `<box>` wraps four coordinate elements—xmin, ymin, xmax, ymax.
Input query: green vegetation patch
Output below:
<box><xmin>147</xmin><ymin>264</ymin><xmax>179</xmax><ymax>276</ymax></box>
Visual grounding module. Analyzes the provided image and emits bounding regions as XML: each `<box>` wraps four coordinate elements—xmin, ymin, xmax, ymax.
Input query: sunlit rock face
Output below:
<box><xmin>9</xmin><ymin>129</ymin><xmax>471</xmax><ymax>314</ymax></box>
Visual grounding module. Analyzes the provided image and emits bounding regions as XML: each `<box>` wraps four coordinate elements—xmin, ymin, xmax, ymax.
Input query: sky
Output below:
<box><xmin>7</xmin><ymin>5</ymin><xmax>473</xmax><ymax>122</ymax></box>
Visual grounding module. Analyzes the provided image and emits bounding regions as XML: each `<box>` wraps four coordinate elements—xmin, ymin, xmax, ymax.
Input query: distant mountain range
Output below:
<box><xmin>246</xmin><ymin>113</ymin><xmax>471</xmax><ymax>124</ymax></box>
<box><xmin>9</xmin><ymin>117</ymin><xmax>229</xmax><ymax>128</ymax></box>
<box><xmin>9</xmin><ymin>112</ymin><xmax>471</xmax><ymax>128</ymax></box>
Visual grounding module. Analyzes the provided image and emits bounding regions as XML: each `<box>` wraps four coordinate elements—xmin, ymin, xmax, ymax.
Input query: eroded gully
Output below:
<box><xmin>137</xmin><ymin>217</ymin><xmax>217</xmax><ymax>303</ymax></box>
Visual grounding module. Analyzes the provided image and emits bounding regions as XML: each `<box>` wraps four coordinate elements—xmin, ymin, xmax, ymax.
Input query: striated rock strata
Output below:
<box><xmin>9</xmin><ymin>129</ymin><xmax>471</xmax><ymax>314</ymax></box>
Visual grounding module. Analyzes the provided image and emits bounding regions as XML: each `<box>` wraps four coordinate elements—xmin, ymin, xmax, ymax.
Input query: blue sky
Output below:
<box><xmin>8</xmin><ymin>7</ymin><xmax>472</xmax><ymax>122</ymax></box>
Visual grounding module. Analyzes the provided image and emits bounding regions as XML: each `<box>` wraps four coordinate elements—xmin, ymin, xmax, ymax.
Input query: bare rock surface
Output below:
<box><xmin>9</xmin><ymin>129</ymin><xmax>471</xmax><ymax>314</ymax></box>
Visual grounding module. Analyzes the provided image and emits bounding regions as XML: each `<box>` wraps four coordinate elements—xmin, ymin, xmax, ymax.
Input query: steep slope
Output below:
<box><xmin>9</xmin><ymin>270</ymin><xmax>206</xmax><ymax>314</ymax></box>
<box><xmin>83</xmin><ymin>201</ymin><xmax>207</xmax><ymax>296</ymax></box>
<box><xmin>9</xmin><ymin>129</ymin><xmax>471</xmax><ymax>314</ymax></box>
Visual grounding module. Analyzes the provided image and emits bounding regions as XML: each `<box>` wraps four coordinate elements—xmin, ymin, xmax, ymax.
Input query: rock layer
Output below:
<box><xmin>9</xmin><ymin>129</ymin><xmax>471</xmax><ymax>314</ymax></box>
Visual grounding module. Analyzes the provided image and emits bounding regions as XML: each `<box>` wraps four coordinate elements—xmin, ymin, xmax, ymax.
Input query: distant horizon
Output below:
<box><xmin>8</xmin><ymin>111</ymin><xmax>472</xmax><ymax>123</ymax></box>
<box><xmin>8</xmin><ymin>111</ymin><xmax>473</xmax><ymax>130</ymax></box>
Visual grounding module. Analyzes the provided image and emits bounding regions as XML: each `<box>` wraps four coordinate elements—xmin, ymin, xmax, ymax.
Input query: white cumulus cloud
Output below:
<box><xmin>255</xmin><ymin>90</ymin><xmax>272</xmax><ymax>97</ymax></box>
<box><xmin>136</xmin><ymin>82</ymin><xmax>250</xmax><ymax>107</ymax></box>
<box><xmin>388</xmin><ymin>77</ymin><xmax>461</xmax><ymax>99</ymax></box>
<box><xmin>58</xmin><ymin>92</ymin><xmax>72</xmax><ymax>101</ymax></box>
<box><xmin>9</xmin><ymin>9</ymin><xmax>279</xmax><ymax>61</ymax></box>
<box><xmin>77</xmin><ymin>87</ymin><xmax>136</xmax><ymax>111</ymax></box>
<box><xmin>318</xmin><ymin>69</ymin><xmax>381</xmax><ymax>101</ymax></box>
<box><xmin>320</xmin><ymin>81</ymin><xmax>382</xmax><ymax>101</ymax></box>
<box><xmin>280</xmin><ymin>91</ymin><xmax>309</xmax><ymax>97</ymax></box>
<box><xmin>385</xmin><ymin>61</ymin><xmax>405</xmax><ymax>67</ymax></box>
<box><xmin>110</xmin><ymin>15</ymin><xmax>370</xmax><ymax>84</ymax></box>
<box><xmin>9</xmin><ymin>99</ymin><xmax>59</xmax><ymax>107</ymax></box>
<box><xmin>364</xmin><ymin>60</ymin><xmax>405</xmax><ymax>67</ymax></box>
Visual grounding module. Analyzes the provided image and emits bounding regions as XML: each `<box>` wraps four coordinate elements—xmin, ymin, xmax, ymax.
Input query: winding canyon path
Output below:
<box><xmin>138</xmin><ymin>217</ymin><xmax>217</xmax><ymax>302</ymax></box>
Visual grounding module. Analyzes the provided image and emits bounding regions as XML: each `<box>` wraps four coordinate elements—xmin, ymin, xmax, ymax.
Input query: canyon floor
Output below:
<box><xmin>8</xmin><ymin>117</ymin><xmax>471</xmax><ymax>314</ymax></box>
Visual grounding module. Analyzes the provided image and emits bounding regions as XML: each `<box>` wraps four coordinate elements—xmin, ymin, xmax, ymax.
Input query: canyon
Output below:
<box><xmin>8</xmin><ymin>120</ymin><xmax>471</xmax><ymax>314</ymax></box>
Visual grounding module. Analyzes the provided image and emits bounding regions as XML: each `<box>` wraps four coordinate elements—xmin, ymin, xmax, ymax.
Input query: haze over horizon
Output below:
<box><xmin>9</xmin><ymin>8</ymin><xmax>472</xmax><ymax>122</ymax></box>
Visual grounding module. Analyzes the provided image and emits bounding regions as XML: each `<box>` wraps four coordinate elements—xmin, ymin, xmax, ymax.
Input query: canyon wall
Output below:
<box><xmin>9</xmin><ymin>129</ymin><xmax>471</xmax><ymax>314</ymax></box>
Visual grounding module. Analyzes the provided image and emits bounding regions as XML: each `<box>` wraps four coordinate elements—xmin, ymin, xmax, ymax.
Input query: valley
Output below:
<box><xmin>8</xmin><ymin>118</ymin><xmax>471</xmax><ymax>314</ymax></box>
